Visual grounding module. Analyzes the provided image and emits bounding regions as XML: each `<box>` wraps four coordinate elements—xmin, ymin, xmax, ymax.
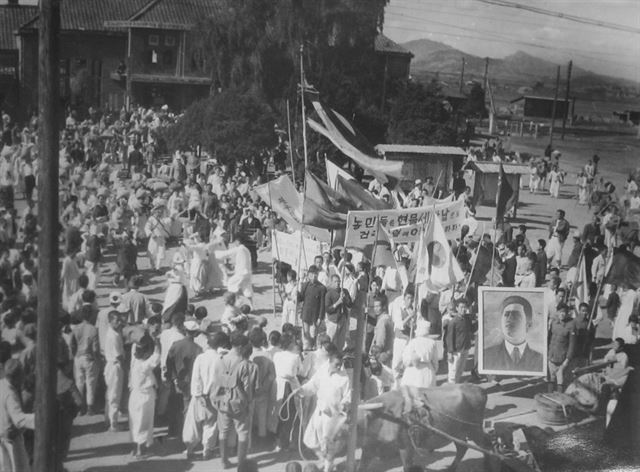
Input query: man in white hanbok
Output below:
<box><xmin>183</xmin><ymin>233</ymin><xmax>208</xmax><ymax>296</ymax></box>
<box><xmin>128</xmin><ymin>335</ymin><xmax>160</xmax><ymax>457</ymax></box>
<box><xmin>144</xmin><ymin>204</ymin><xmax>170</xmax><ymax>271</ymax></box>
<box><xmin>401</xmin><ymin>321</ymin><xmax>438</xmax><ymax>389</ymax></box>
<box><xmin>215</xmin><ymin>235</ymin><xmax>253</xmax><ymax>306</ymax></box>
<box><xmin>297</xmin><ymin>346</ymin><xmax>351</xmax><ymax>472</ymax></box>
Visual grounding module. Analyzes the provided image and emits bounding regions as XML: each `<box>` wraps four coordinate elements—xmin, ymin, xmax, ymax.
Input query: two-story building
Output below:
<box><xmin>0</xmin><ymin>0</ymin><xmax>37</xmax><ymax>115</ymax></box>
<box><xmin>18</xmin><ymin>0</ymin><xmax>149</xmax><ymax>117</ymax></box>
<box><xmin>105</xmin><ymin>0</ymin><xmax>219</xmax><ymax>110</ymax></box>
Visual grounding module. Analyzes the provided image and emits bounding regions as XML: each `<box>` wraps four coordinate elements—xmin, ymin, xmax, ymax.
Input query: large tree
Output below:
<box><xmin>162</xmin><ymin>90</ymin><xmax>278</xmax><ymax>161</ymax></box>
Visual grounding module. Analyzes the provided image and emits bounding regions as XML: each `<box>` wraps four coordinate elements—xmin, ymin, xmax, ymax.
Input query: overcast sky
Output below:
<box><xmin>384</xmin><ymin>0</ymin><xmax>640</xmax><ymax>82</ymax></box>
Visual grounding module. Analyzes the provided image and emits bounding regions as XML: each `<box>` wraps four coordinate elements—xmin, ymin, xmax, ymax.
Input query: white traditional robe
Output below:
<box><xmin>400</xmin><ymin>336</ymin><xmax>439</xmax><ymax>389</ymax></box>
<box><xmin>215</xmin><ymin>244</ymin><xmax>253</xmax><ymax>299</ymax></box>
<box><xmin>128</xmin><ymin>347</ymin><xmax>159</xmax><ymax>446</ymax></box>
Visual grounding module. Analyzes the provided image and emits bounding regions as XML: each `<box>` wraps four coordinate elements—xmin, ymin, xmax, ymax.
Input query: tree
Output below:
<box><xmin>386</xmin><ymin>80</ymin><xmax>457</xmax><ymax>145</ymax></box>
<box><xmin>162</xmin><ymin>90</ymin><xmax>278</xmax><ymax>162</ymax></box>
<box><xmin>463</xmin><ymin>83</ymin><xmax>488</xmax><ymax>118</ymax></box>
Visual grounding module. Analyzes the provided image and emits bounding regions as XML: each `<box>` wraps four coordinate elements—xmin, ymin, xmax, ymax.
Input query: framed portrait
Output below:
<box><xmin>148</xmin><ymin>34</ymin><xmax>160</xmax><ymax>46</ymax></box>
<box><xmin>478</xmin><ymin>287</ymin><xmax>547</xmax><ymax>376</ymax></box>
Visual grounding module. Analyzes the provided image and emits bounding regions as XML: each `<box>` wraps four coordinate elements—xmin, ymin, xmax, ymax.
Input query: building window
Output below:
<box><xmin>163</xmin><ymin>50</ymin><xmax>173</xmax><ymax>66</ymax></box>
<box><xmin>148</xmin><ymin>34</ymin><xmax>160</xmax><ymax>46</ymax></box>
<box><xmin>165</xmin><ymin>35</ymin><xmax>176</xmax><ymax>47</ymax></box>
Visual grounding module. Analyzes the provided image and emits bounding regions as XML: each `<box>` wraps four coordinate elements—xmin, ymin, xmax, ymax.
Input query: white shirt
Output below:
<box><xmin>389</xmin><ymin>295</ymin><xmax>414</xmax><ymax>332</ymax></box>
<box><xmin>104</xmin><ymin>327</ymin><xmax>124</xmax><ymax>364</ymax></box>
<box><xmin>216</xmin><ymin>244</ymin><xmax>252</xmax><ymax>276</ymax></box>
<box><xmin>190</xmin><ymin>348</ymin><xmax>225</xmax><ymax>397</ymax></box>
<box><xmin>300</xmin><ymin>362</ymin><xmax>351</xmax><ymax>415</ymax></box>
<box><xmin>129</xmin><ymin>347</ymin><xmax>159</xmax><ymax>392</ymax></box>
<box><xmin>159</xmin><ymin>327</ymin><xmax>185</xmax><ymax>373</ymax></box>
<box><xmin>273</xmin><ymin>350</ymin><xmax>303</xmax><ymax>399</ymax></box>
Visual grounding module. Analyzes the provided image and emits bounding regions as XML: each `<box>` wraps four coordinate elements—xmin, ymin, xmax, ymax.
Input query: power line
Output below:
<box><xmin>385</xmin><ymin>20</ymin><xmax>640</xmax><ymax>71</ymax></box>
<box><xmin>475</xmin><ymin>0</ymin><xmax>640</xmax><ymax>34</ymax></box>
<box><xmin>386</xmin><ymin>11</ymin><xmax>639</xmax><ymax>62</ymax></box>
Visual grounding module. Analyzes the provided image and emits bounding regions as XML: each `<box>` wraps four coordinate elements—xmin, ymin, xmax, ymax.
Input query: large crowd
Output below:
<box><xmin>0</xmin><ymin>103</ymin><xmax>637</xmax><ymax>472</ymax></box>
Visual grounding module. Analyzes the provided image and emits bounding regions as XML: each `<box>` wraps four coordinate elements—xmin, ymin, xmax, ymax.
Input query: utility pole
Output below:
<box><xmin>483</xmin><ymin>57</ymin><xmax>489</xmax><ymax>89</ymax></box>
<box><xmin>549</xmin><ymin>65</ymin><xmax>561</xmax><ymax>148</ymax></box>
<box><xmin>459</xmin><ymin>56</ymin><xmax>465</xmax><ymax>92</ymax></box>
<box><xmin>561</xmin><ymin>60</ymin><xmax>572</xmax><ymax>140</ymax></box>
<box><xmin>35</xmin><ymin>0</ymin><xmax>60</xmax><ymax>470</ymax></box>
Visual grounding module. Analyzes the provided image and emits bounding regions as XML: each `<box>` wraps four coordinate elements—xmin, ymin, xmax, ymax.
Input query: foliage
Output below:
<box><xmin>463</xmin><ymin>83</ymin><xmax>488</xmax><ymax>118</ymax></box>
<box><xmin>162</xmin><ymin>90</ymin><xmax>278</xmax><ymax>162</ymax></box>
<box><xmin>386</xmin><ymin>80</ymin><xmax>457</xmax><ymax>145</ymax></box>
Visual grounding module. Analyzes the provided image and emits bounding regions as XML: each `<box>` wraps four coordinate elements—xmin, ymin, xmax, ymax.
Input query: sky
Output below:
<box><xmin>383</xmin><ymin>0</ymin><xmax>640</xmax><ymax>82</ymax></box>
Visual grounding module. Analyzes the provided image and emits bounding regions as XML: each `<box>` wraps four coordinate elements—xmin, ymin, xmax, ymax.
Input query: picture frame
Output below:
<box><xmin>148</xmin><ymin>34</ymin><xmax>160</xmax><ymax>46</ymax></box>
<box><xmin>165</xmin><ymin>35</ymin><xmax>176</xmax><ymax>47</ymax></box>
<box><xmin>477</xmin><ymin>286</ymin><xmax>547</xmax><ymax>377</ymax></box>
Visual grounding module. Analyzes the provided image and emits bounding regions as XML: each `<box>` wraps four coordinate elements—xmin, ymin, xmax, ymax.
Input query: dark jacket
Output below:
<box><xmin>443</xmin><ymin>314</ymin><xmax>474</xmax><ymax>354</ymax></box>
<box><xmin>535</xmin><ymin>249</ymin><xmax>547</xmax><ymax>286</ymax></box>
<box><xmin>325</xmin><ymin>287</ymin><xmax>352</xmax><ymax>323</ymax></box>
<box><xmin>298</xmin><ymin>280</ymin><xmax>326</xmax><ymax>325</ymax></box>
<box><xmin>502</xmin><ymin>255</ymin><xmax>516</xmax><ymax>287</ymax></box>
<box><xmin>166</xmin><ymin>337</ymin><xmax>202</xmax><ymax>397</ymax></box>
<box><xmin>483</xmin><ymin>342</ymin><xmax>543</xmax><ymax>372</ymax></box>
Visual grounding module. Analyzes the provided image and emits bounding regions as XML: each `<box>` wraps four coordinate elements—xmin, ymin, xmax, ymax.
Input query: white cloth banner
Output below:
<box><xmin>326</xmin><ymin>159</ymin><xmax>354</xmax><ymax>189</ymax></box>
<box><xmin>272</xmin><ymin>230</ymin><xmax>328</xmax><ymax>270</ymax></box>
<box><xmin>344</xmin><ymin>199</ymin><xmax>465</xmax><ymax>248</ymax></box>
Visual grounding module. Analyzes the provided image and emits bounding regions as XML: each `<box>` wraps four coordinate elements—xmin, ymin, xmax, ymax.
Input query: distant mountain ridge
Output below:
<box><xmin>401</xmin><ymin>38</ymin><xmax>639</xmax><ymax>92</ymax></box>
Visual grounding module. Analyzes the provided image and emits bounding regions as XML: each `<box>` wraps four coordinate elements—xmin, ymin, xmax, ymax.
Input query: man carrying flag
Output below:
<box><xmin>496</xmin><ymin>163</ymin><xmax>515</xmax><ymax>225</ymax></box>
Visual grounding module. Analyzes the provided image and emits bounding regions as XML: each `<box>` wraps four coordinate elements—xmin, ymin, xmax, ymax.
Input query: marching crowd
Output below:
<box><xmin>0</xmin><ymin>103</ymin><xmax>636</xmax><ymax>472</ymax></box>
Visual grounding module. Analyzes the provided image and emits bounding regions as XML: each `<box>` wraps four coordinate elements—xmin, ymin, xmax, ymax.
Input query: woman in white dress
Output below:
<box><xmin>128</xmin><ymin>334</ymin><xmax>160</xmax><ymax>458</ymax></box>
<box><xmin>183</xmin><ymin>233</ymin><xmax>208</xmax><ymax>296</ymax></box>
<box><xmin>400</xmin><ymin>321</ymin><xmax>438</xmax><ymax>389</ymax></box>
<box><xmin>297</xmin><ymin>347</ymin><xmax>351</xmax><ymax>472</ymax></box>
<box><xmin>281</xmin><ymin>270</ymin><xmax>298</xmax><ymax>328</ymax></box>
<box><xmin>205</xmin><ymin>221</ymin><xmax>227</xmax><ymax>292</ymax></box>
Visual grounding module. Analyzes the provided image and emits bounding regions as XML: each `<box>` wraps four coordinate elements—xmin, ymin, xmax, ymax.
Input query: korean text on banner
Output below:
<box><xmin>271</xmin><ymin>231</ymin><xmax>327</xmax><ymax>271</ymax></box>
<box><xmin>344</xmin><ymin>199</ymin><xmax>465</xmax><ymax>248</ymax></box>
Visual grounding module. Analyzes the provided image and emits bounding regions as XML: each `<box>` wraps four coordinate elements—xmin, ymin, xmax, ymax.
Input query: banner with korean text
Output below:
<box><xmin>344</xmin><ymin>199</ymin><xmax>465</xmax><ymax>248</ymax></box>
<box><xmin>272</xmin><ymin>230</ymin><xmax>329</xmax><ymax>271</ymax></box>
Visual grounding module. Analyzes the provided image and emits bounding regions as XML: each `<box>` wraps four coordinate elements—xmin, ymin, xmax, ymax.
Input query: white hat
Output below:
<box><xmin>116</xmin><ymin>303</ymin><xmax>129</xmax><ymax>314</ymax></box>
<box><xmin>109</xmin><ymin>292</ymin><xmax>122</xmax><ymax>304</ymax></box>
<box><xmin>572</xmin><ymin>229</ymin><xmax>581</xmax><ymax>239</ymax></box>
<box><xmin>184</xmin><ymin>320</ymin><xmax>200</xmax><ymax>332</ymax></box>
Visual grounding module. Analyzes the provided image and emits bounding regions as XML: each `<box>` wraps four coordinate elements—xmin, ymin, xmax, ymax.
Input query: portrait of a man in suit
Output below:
<box><xmin>483</xmin><ymin>295</ymin><xmax>544</xmax><ymax>372</ymax></box>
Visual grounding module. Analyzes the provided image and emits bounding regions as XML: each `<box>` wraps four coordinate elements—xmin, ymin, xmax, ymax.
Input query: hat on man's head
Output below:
<box><xmin>415</xmin><ymin>179</ymin><xmax>422</xmax><ymax>186</ymax></box>
<box><xmin>500</xmin><ymin>295</ymin><xmax>533</xmax><ymax>323</ymax></box>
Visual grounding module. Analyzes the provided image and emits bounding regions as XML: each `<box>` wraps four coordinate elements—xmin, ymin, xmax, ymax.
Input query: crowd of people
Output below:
<box><xmin>0</xmin><ymin>102</ymin><xmax>637</xmax><ymax>472</ymax></box>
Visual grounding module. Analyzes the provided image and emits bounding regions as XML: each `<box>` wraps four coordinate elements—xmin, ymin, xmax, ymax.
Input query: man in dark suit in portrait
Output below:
<box><xmin>483</xmin><ymin>295</ymin><xmax>544</xmax><ymax>372</ymax></box>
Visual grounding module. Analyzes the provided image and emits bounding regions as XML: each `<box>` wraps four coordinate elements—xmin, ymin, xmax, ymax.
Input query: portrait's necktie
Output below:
<box><xmin>512</xmin><ymin>346</ymin><xmax>521</xmax><ymax>365</ymax></box>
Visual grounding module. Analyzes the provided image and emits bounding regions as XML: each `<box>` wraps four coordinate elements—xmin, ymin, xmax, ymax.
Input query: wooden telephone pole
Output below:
<box><xmin>549</xmin><ymin>65</ymin><xmax>561</xmax><ymax>148</ymax></box>
<box><xmin>561</xmin><ymin>60</ymin><xmax>573</xmax><ymax>140</ymax></box>
<box><xmin>35</xmin><ymin>0</ymin><xmax>60</xmax><ymax>471</ymax></box>
<box><xmin>459</xmin><ymin>56</ymin><xmax>466</xmax><ymax>92</ymax></box>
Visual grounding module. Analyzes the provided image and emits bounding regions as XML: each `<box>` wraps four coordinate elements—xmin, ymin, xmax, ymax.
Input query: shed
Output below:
<box><xmin>510</xmin><ymin>95</ymin><xmax>572</xmax><ymax>120</ymax></box>
<box><xmin>375</xmin><ymin>144</ymin><xmax>466</xmax><ymax>192</ymax></box>
<box><xmin>464</xmin><ymin>161</ymin><xmax>528</xmax><ymax>217</ymax></box>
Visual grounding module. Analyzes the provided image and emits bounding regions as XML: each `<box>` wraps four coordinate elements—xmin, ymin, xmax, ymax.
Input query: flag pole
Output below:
<box><xmin>286</xmin><ymin>99</ymin><xmax>297</xmax><ymax>188</ymax></box>
<box><xmin>300</xmin><ymin>44</ymin><xmax>309</xmax><ymax>172</ymax></box>
<box><xmin>346</xmin><ymin>219</ymin><xmax>380</xmax><ymax>472</ymax></box>
<box><xmin>587</xmin><ymin>250</ymin><xmax>612</xmax><ymax>329</ymax></box>
<box><xmin>464</xmin><ymin>223</ymin><xmax>484</xmax><ymax>295</ymax></box>
<box><xmin>267</xmin><ymin>182</ymin><xmax>284</xmax><ymax>318</ymax></box>
<box><xmin>489</xmin><ymin>221</ymin><xmax>496</xmax><ymax>287</ymax></box>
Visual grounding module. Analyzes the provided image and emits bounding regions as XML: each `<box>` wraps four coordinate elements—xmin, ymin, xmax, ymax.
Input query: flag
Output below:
<box><xmin>496</xmin><ymin>163</ymin><xmax>515</xmax><ymax>224</ymax></box>
<box><xmin>326</xmin><ymin>159</ymin><xmax>354</xmax><ymax>189</ymax></box>
<box><xmin>302</xmin><ymin>171</ymin><xmax>349</xmax><ymax>229</ymax></box>
<box><xmin>469</xmin><ymin>242</ymin><xmax>503</xmax><ymax>286</ymax></box>
<box><xmin>415</xmin><ymin>214</ymin><xmax>464</xmax><ymax>291</ymax></box>
<box><xmin>307</xmin><ymin>101</ymin><xmax>404</xmax><ymax>184</ymax></box>
<box><xmin>573</xmin><ymin>255</ymin><xmax>590</xmax><ymax>306</ymax></box>
<box><xmin>254</xmin><ymin>175</ymin><xmax>302</xmax><ymax>229</ymax></box>
<box><xmin>335</xmin><ymin>175</ymin><xmax>393</xmax><ymax>211</ymax></box>
<box><xmin>605</xmin><ymin>248</ymin><xmax>640</xmax><ymax>289</ymax></box>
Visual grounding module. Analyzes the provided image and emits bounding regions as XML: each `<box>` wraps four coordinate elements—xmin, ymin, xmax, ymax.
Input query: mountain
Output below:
<box><xmin>401</xmin><ymin>38</ymin><xmax>639</xmax><ymax>94</ymax></box>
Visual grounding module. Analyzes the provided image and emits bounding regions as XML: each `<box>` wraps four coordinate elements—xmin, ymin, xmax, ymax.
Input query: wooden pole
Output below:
<box><xmin>549</xmin><ymin>65</ymin><xmax>561</xmax><ymax>148</ymax></box>
<box><xmin>483</xmin><ymin>57</ymin><xmax>489</xmax><ymax>90</ymax></box>
<box><xmin>561</xmin><ymin>61</ymin><xmax>572</xmax><ymax>140</ymax></box>
<box><xmin>459</xmin><ymin>56</ymin><xmax>465</xmax><ymax>92</ymax></box>
<box><xmin>346</xmin><ymin>220</ymin><xmax>381</xmax><ymax>472</ymax></box>
<box><xmin>286</xmin><ymin>100</ymin><xmax>297</xmax><ymax>188</ymax></box>
<box><xmin>300</xmin><ymin>45</ymin><xmax>309</xmax><ymax>171</ymax></box>
<box><xmin>35</xmin><ymin>0</ymin><xmax>60</xmax><ymax>471</ymax></box>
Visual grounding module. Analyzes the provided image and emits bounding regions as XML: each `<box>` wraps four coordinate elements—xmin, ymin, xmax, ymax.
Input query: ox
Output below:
<box><xmin>356</xmin><ymin>384</ymin><xmax>499</xmax><ymax>472</ymax></box>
